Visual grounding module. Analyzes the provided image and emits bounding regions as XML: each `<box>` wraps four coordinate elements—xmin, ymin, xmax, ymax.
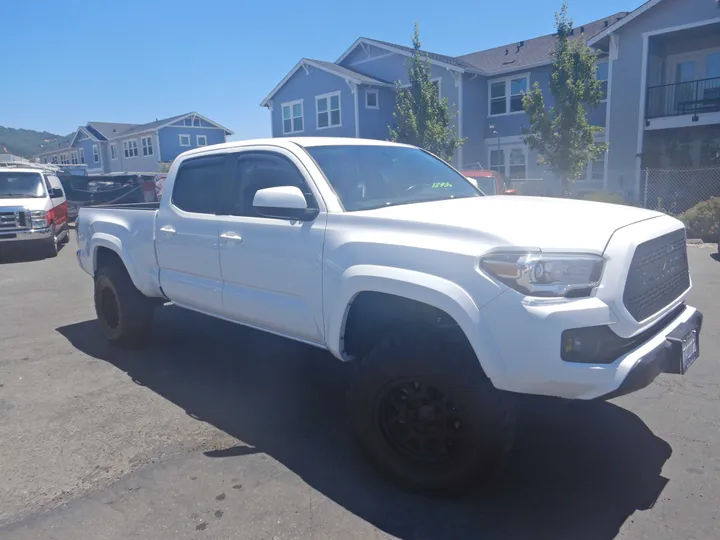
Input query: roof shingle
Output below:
<box><xmin>456</xmin><ymin>12</ymin><xmax>628</xmax><ymax>73</ymax></box>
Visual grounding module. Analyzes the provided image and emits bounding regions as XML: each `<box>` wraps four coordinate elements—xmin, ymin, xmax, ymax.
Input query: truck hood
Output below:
<box><xmin>356</xmin><ymin>196</ymin><xmax>666</xmax><ymax>252</ymax></box>
<box><xmin>0</xmin><ymin>197</ymin><xmax>47</xmax><ymax>211</ymax></box>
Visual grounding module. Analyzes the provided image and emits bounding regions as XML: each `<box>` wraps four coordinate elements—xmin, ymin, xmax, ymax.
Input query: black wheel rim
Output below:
<box><xmin>100</xmin><ymin>288</ymin><xmax>120</xmax><ymax>330</ymax></box>
<box><xmin>377</xmin><ymin>379</ymin><xmax>465</xmax><ymax>464</ymax></box>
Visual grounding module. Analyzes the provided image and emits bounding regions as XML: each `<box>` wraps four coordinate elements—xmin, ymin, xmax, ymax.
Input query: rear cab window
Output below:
<box><xmin>171</xmin><ymin>155</ymin><xmax>227</xmax><ymax>214</ymax></box>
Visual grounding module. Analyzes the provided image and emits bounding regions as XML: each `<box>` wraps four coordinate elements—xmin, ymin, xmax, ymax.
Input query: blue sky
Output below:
<box><xmin>2</xmin><ymin>0</ymin><xmax>633</xmax><ymax>140</ymax></box>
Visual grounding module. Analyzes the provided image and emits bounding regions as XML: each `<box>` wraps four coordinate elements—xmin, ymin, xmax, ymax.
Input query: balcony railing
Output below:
<box><xmin>646</xmin><ymin>77</ymin><xmax>720</xmax><ymax>119</ymax></box>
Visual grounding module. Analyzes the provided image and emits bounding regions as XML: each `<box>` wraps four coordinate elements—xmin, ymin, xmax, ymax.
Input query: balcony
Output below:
<box><xmin>646</xmin><ymin>77</ymin><xmax>720</xmax><ymax>119</ymax></box>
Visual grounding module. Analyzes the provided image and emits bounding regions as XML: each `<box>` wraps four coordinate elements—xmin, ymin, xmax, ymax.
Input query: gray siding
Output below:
<box><xmin>606</xmin><ymin>0</ymin><xmax>720</xmax><ymax>196</ymax></box>
<box><xmin>358</xmin><ymin>86</ymin><xmax>394</xmax><ymax>140</ymax></box>
<box><xmin>461</xmin><ymin>74</ymin><xmax>487</xmax><ymax>168</ymax></box>
<box><xmin>109</xmin><ymin>132</ymin><xmax>161</xmax><ymax>173</ymax></box>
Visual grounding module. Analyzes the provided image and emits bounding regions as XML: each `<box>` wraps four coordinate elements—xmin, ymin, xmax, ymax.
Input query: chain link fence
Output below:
<box><xmin>638</xmin><ymin>167</ymin><xmax>720</xmax><ymax>214</ymax></box>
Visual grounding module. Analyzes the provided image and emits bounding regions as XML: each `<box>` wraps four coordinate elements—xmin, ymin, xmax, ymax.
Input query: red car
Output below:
<box><xmin>461</xmin><ymin>169</ymin><xmax>517</xmax><ymax>195</ymax></box>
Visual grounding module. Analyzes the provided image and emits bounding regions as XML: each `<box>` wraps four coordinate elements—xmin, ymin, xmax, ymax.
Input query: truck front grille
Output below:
<box><xmin>623</xmin><ymin>229</ymin><xmax>690</xmax><ymax>322</ymax></box>
<box><xmin>0</xmin><ymin>209</ymin><xmax>30</xmax><ymax>230</ymax></box>
<box><xmin>0</xmin><ymin>211</ymin><xmax>18</xmax><ymax>229</ymax></box>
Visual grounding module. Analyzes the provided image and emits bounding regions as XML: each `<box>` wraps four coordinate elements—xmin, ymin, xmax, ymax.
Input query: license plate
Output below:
<box><xmin>681</xmin><ymin>330</ymin><xmax>699</xmax><ymax>373</ymax></box>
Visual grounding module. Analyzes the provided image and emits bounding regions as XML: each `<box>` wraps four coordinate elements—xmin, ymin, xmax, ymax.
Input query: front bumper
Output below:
<box><xmin>0</xmin><ymin>227</ymin><xmax>52</xmax><ymax>243</ymax></box>
<box><xmin>480</xmin><ymin>286</ymin><xmax>702</xmax><ymax>400</ymax></box>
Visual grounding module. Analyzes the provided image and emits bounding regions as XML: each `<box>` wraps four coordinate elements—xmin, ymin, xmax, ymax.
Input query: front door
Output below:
<box><xmin>218</xmin><ymin>149</ymin><xmax>326</xmax><ymax>344</ymax></box>
<box><xmin>674</xmin><ymin>60</ymin><xmax>697</xmax><ymax>114</ymax></box>
<box><xmin>155</xmin><ymin>154</ymin><xmax>227</xmax><ymax>313</ymax></box>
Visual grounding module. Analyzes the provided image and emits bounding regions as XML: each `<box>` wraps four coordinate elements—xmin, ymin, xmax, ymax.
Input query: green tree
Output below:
<box><xmin>522</xmin><ymin>2</ymin><xmax>607</xmax><ymax>194</ymax></box>
<box><xmin>389</xmin><ymin>23</ymin><xmax>463</xmax><ymax>162</ymax></box>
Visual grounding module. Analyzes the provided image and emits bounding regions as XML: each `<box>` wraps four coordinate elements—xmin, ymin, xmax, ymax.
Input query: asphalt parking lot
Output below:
<box><xmin>0</xmin><ymin>238</ymin><xmax>718</xmax><ymax>540</ymax></box>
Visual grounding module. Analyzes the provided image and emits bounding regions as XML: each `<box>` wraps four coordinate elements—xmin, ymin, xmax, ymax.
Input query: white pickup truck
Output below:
<box><xmin>76</xmin><ymin>137</ymin><xmax>703</xmax><ymax>492</ymax></box>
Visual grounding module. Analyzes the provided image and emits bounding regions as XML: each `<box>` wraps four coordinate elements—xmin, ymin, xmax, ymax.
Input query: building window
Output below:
<box><xmin>43</xmin><ymin>157</ymin><xmax>48</xmax><ymax>164</ymax></box>
<box><xmin>489</xmin><ymin>74</ymin><xmax>529</xmax><ymax>116</ymax></box>
<box><xmin>71</xmin><ymin>152</ymin><xmax>78</xmax><ymax>165</ymax></box>
<box><xmin>197</xmin><ymin>135</ymin><xmax>207</xmax><ymax>146</ymax></box>
<box><xmin>365</xmin><ymin>89</ymin><xmax>379</xmax><ymax>109</ymax></box>
<box><xmin>78</xmin><ymin>148</ymin><xmax>85</xmax><ymax>164</ymax></box>
<box><xmin>193</xmin><ymin>117</ymin><xmax>201</xmax><ymax>127</ymax></box>
<box><xmin>184</xmin><ymin>117</ymin><xmax>192</xmax><ymax>126</ymax></box>
<box><xmin>596</xmin><ymin>61</ymin><xmax>609</xmax><ymax>100</ymax></box>
<box><xmin>92</xmin><ymin>145</ymin><xmax>99</xmax><ymax>164</ymax></box>
<box><xmin>489</xmin><ymin>146</ymin><xmax>527</xmax><ymax>179</ymax></box>
<box><xmin>179</xmin><ymin>134</ymin><xmax>191</xmax><ymax>146</ymax></box>
<box><xmin>51</xmin><ymin>156</ymin><xmax>58</xmax><ymax>164</ymax></box>
<box><xmin>316</xmin><ymin>92</ymin><xmax>341</xmax><ymax>129</ymax></box>
<box><xmin>141</xmin><ymin>136</ymin><xmax>154</xmax><ymax>156</ymax></box>
<box><xmin>123</xmin><ymin>140</ymin><xmax>138</xmax><ymax>158</ymax></box>
<box><xmin>110</xmin><ymin>144</ymin><xmax>117</xmax><ymax>160</ymax></box>
<box><xmin>281</xmin><ymin>100</ymin><xmax>304</xmax><ymax>134</ymax></box>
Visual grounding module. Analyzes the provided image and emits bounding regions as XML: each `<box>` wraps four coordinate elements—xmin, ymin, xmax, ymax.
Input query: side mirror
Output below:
<box><xmin>51</xmin><ymin>188</ymin><xmax>64</xmax><ymax>198</ymax></box>
<box><xmin>253</xmin><ymin>186</ymin><xmax>318</xmax><ymax>220</ymax></box>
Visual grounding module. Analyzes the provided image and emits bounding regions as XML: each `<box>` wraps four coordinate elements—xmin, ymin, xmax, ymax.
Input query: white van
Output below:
<box><xmin>0</xmin><ymin>165</ymin><xmax>70</xmax><ymax>257</ymax></box>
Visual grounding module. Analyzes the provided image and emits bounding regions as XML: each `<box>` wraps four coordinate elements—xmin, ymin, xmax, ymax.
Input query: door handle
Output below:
<box><xmin>159</xmin><ymin>225</ymin><xmax>176</xmax><ymax>234</ymax></box>
<box><xmin>220</xmin><ymin>231</ymin><xmax>243</xmax><ymax>242</ymax></box>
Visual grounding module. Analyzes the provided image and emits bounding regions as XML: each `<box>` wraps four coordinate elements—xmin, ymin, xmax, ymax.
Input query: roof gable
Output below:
<box><xmin>259</xmin><ymin>58</ymin><xmax>393</xmax><ymax>107</ymax></box>
<box><xmin>336</xmin><ymin>37</ymin><xmax>479</xmax><ymax>73</ymax></box>
<box><xmin>87</xmin><ymin>113</ymin><xmax>233</xmax><ymax>139</ymax></box>
<box><xmin>588</xmin><ymin>0</ymin><xmax>664</xmax><ymax>45</ymax></box>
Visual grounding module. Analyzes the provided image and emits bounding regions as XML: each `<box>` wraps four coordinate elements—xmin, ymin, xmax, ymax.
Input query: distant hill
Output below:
<box><xmin>0</xmin><ymin>126</ymin><xmax>73</xmax><ymax>158</ymax></box>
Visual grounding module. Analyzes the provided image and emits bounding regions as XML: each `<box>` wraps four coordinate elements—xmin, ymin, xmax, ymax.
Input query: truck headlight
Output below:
<box><xmin>481</xmin><ymin>252</ymin><xmax>605</xmax><ymax>297</ymax></box>
<box><xmin>30</xmin><ymin>210</ymin><xmax>49</xmax><ymax>229</ymax></box>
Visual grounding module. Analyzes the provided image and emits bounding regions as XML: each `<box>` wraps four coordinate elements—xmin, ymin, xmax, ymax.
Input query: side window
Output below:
<box><xmin>171</xmin><ymin>155</ymin><xmax>226</xmax><ymax>214</ymax></box>
<box><xmin>230</xmin><ymin>153</ymin><xmax>317</xmax><ymax>217</ymax></box>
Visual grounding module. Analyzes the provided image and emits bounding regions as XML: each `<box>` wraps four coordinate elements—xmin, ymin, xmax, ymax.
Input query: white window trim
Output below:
<box><xmin>488</xmin><ymin>72</ymin><xmax>530</xmax><ymax>117</ymax></box>
<box><xmin>315</xmin><ymin>91</ymin><xmax>342</xmax><ymax>130</ymax></box>
<box><xmin>141</xmin><ymin>136</ymin><xmax>154</xmax><ymax>156</ymax></box>
<box><xmin>196</xmin><ymin>135</ymin><xmax>207</xmax><ymax>146</ymax></box>
<box><xmin>179</xmin><ymin>134</ymin><xmax>191</xmax><ymax>147</ymax></box>
<box><xmin>365</xmin><ymin>89</ymin><xmax>379</xmax><ymax>109</ymax></box>
<box><xmin>110</xmin><ymin>143</ymin><xmax>117</xmax><ymax>160</ymax></box>
<box><xmin>71</xmin><ymin>151</ymin><xmax>78</xmax><ymax>165</ymax></box>
<box><xmin>123</xmin><ymin>139</ymin><xmax>139</xmax><ymax>159</ymax></box>
<box><xmin>92</xmin><ymin>144</ymin><xmax>99</xmax><ymax>164</ymax></box>
<box><xmin>281</xmin><ymin>99</ymin><xmax>304</xmax><ymax>135</ymax></box>
<box><xmin>78</xmin><ymin>147</ymin><xmax>85</xmax><ymax>164</ymax></box>
<box><xmin>487</xmin><ymin>145</ymin><xmax>529</xmax><ymax>180</ymax></box>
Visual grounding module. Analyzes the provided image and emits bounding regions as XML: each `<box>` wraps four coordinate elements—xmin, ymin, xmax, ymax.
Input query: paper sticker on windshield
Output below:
<box><xmin>431</xmin><ymin>182</ymin><xmax>453</xmax><ymax>188</ymax></box>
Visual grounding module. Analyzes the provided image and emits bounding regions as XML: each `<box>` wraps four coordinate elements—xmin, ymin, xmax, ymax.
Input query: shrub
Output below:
<box><xmin>678</xmin><ymin>197</ymin><xmax>720</xmax><ymax>242</ymax></box>
<box><xmin>579</xmin><ymin>191</ymin><xmax>628</xmax><ymax>205</ymax></box>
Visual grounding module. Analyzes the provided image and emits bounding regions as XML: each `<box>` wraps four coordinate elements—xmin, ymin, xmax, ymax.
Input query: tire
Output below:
<box><xmin>348</xmin><ymin>335</ymin><xmax>515</xmax><ymax>494</ymax></box>
<box><xmin>60</xmin><ymin>227</ymin><xmax>70</xmax><ymax>244</ymax></box>
<box><xmin>94</xmin><ymin>263</ymin><xmax>155</xmax><ymax>348</ymax></box>
<box><xmin>42</xmin><ymin>224</ymin><xmax>58</xmax><ymax>258</ymax></box>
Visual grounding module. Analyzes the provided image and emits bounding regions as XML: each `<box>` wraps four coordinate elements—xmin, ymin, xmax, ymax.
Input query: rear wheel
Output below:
<box><xmin>348</xmin><ymin>335</ymin><xmax>515</xmax><ymax>494</ymax></box>
<box><xmin>94</xmin><ymin>263</ymin><xmax>155</xmax><ymax>348</ymax></box>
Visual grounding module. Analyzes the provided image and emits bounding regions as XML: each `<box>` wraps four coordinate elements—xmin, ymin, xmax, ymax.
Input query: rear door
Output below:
<box><xmin>217</xmin><ymin>149</ymin><xmax>327</xmax><ymax>344</ymax></box>
<box><xmin>155</xmin><ymin>154</ymin><xmax>229</xmax><ymax>313</ymax></box>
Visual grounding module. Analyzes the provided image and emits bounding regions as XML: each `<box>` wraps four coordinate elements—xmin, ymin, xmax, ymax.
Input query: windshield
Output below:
<box><xmin>0</xmin><ymin>172</ymin><xmax>47</xmax><ymax>198</ymax></box>
<box><xmin>468</xmin><ymin>176</ymin><xmax>498</xmax><ymax>195</ymax></box>
<box><xmin>305</xmin><ymin>145</ymin><xmax>481</xmax><ymax>211</ymax></box>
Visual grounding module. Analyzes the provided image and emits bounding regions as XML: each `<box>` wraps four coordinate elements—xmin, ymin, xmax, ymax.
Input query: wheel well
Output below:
<box><xmin>95</xmin><ymin>247</ymin><xmax>124</xmax><ymax>274</ymax></box>
<box><xmin>342</xmin><ymin>292</ymin><xmax>475</xmax><ymax>362</ymax></box>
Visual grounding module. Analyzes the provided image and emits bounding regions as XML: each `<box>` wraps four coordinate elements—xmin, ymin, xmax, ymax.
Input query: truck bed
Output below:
<box><xmin>90</xmin><ymin>202</ymin><xmax>160</xmax><ymax>210</ymax></box>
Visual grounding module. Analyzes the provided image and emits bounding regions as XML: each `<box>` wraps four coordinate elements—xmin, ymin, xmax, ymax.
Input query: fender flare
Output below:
<box><xmin>326</xmin><ymin>265</ymin><xmax>505</xmax><ymax>380</ymax></box>
<box><xmin>90</xmin><ymin>233</ymin><xmax>145</xmax><ymax>293</ymax></box>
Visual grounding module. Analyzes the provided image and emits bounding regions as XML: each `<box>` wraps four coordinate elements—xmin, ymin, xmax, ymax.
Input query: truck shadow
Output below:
<box><xmin>57</xmin><ymin>306</ymin><xmax>672</xmax><ymax>540</ymax></box>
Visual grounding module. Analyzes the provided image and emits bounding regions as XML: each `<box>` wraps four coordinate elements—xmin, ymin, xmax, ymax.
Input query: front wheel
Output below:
<box><xmin>41</xmin><ymin>224</ymin><xmax>58</xmax><ymax>258</ymax></box>
<box><xmin>94</xmin><ymin>264</ymin><xmax>155</xmax><ymax>348</ymax></box>
<box><xmin>348</xmin><ymin>335</ymin><xmax>515</xmax><ymax>494</ymax></box>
